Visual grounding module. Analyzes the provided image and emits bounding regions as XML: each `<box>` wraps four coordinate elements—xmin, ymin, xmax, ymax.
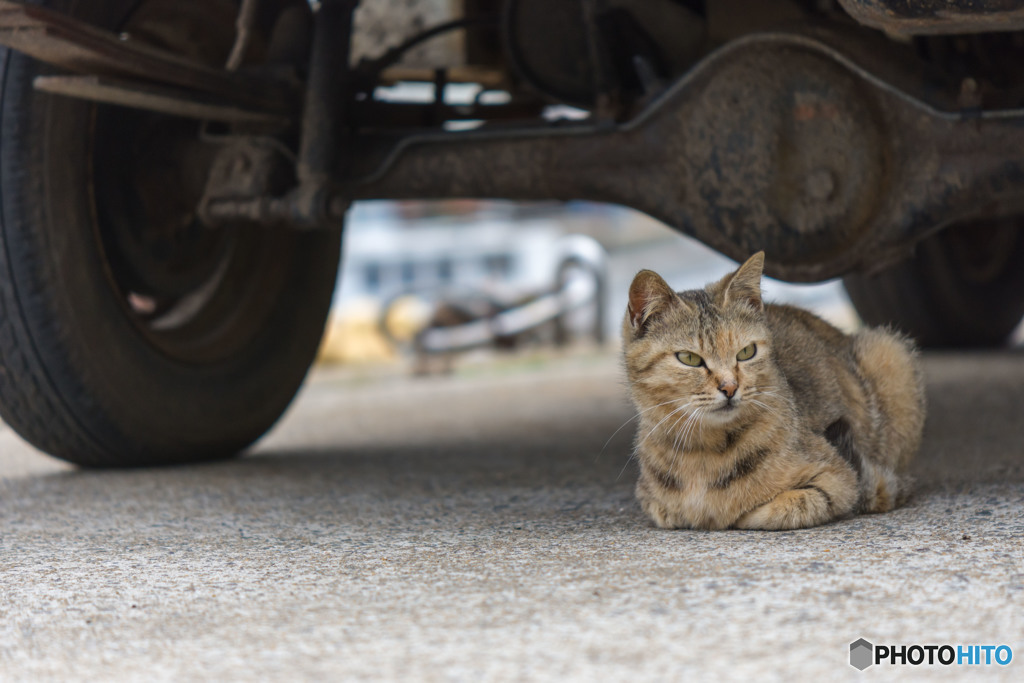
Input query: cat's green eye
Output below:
<box><xmin>676</xmin><ymin>351</ymin><xmax>704</xmax><ymax>367</ymax></box>
<box><xmin>736</xmin><ymin>343</ymin><xmax>757</xmax><ymax>361</ymax></box>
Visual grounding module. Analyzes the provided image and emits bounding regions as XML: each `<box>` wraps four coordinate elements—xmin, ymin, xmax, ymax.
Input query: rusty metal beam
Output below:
<box><xmin>839</xmin><ymin>0</ymin><xmax>1024</xmax><ymax>35</ymax></box>
<box><xmin>33</xmin><ymin>75</ymin><xmax>290</xmax><ymax>126</ymax></box>
<box><xmin>0</xmin><ymin>0</ymin><xmax>296</xmax><ymax>114</ymax></box>
<box><xmin>346</xmin><ymin>32</ymin><xmax>1024</xmax><ymax>282</ymax></box>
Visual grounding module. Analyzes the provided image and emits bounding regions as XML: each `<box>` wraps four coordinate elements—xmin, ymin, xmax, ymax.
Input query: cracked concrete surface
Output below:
<box><xmin>0</xmin><ymin>350</ymin><xmax>1022</xmax><ymax>681</ymax></box>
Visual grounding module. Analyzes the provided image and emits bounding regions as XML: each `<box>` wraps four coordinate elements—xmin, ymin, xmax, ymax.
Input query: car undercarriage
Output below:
<box><xmin>1</xmin><ymin>0</ymin><xmax>1024</xmax><ymax>465</ymax></box>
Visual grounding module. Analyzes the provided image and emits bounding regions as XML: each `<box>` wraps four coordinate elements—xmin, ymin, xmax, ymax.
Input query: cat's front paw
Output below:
<box><xmin>733</xmin><ymin>486</ymin><xmax>845</xmax><ymax>530</ymax></box>
<box><xmin>640</xmin><ymin>496</ymin><xmax>679</xmax><ymax>529</ymax></box>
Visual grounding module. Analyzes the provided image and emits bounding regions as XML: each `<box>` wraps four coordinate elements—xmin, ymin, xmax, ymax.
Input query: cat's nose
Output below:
<box><xmin>718</xmin><ymin>379</ymin><xmax>738</xmax><ymax>399</ymax></box>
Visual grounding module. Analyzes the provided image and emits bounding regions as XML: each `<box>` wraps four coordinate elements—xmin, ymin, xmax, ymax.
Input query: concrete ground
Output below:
<box><xmin>0</xmin><ymin>349</ymin><xmax>1021</xmax><ymax>681</ymax></box>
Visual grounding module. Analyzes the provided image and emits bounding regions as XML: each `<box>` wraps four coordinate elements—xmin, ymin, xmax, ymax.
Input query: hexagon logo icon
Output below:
<box><xmin>850</xmin><ymin>638</ymin><xmax>874</xmax><ymax>670</ymax></box>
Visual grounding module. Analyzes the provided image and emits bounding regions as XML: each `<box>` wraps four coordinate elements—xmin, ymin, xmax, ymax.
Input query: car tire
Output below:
<box><xmin>0</xmin><ymin>0</ymin><xmax>339</xmax><ymax>466</ymax></box>
<box><xmin>843</xmin><ymin>219</ymin><xmax>1024</xmax><ymax>347</ymax></box>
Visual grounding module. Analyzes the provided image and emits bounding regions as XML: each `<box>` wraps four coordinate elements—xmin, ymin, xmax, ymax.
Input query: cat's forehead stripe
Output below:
<box><xmin>678</xmin><ymin>289</ymin><xmax>711</xmax><ymax>308</ymax></box>
<box><xmin>678</xmin><ymin>288</ymin><xmax>721</xmax><ymax>343</ymax></box>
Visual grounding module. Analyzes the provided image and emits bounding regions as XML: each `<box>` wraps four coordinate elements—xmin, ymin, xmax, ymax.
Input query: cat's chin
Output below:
<box><xmin>705</xmin><ymin>401</ymin><xmax>744</xmax><ymax>424</ymax></box>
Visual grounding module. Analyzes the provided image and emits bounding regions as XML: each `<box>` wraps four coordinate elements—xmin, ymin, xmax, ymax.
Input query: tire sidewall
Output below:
<box><xmin>0</xmin><ymin>0</ymin><xmax>340</xmax><ymax>463</ymax></box>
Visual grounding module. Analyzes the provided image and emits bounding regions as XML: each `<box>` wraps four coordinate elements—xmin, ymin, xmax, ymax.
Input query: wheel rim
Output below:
<box><xmin>88</xmin><ymin>0</ymin><xmax>293</xmax><ymax>364</ymax></box>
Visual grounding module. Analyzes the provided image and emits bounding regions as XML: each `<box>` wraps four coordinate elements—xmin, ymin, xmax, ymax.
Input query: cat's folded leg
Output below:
<box><xmin>637</xmin><ymin>487</ymin><xmax>677</xmax><ymax>529</ymax></box>
<box><xmin>732</xmin><ymin>452</ymin><xmax>858</xmax><ymax>530</ymax></box>
<box><xmin>636</xmin><ymin>478</ymin><xmax>707</xmax><ymax>529</ymax></box>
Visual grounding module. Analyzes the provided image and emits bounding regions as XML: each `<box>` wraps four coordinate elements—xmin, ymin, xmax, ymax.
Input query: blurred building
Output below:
<box><xmin>337</xmin><ymin>201</ymin><xmax>569</xmax><ymax>307</ymax></box>
<box><xmin>323</xmin><ymin>199</ymin><xmax>857</xmax><ymax>364</ymax></box>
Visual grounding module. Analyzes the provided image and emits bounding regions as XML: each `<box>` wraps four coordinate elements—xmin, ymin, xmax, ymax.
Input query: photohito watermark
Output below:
<box><xmin>849</xmin><ymin>638</ymin><xmax>1013</xmax><ymax>671</ymax></box>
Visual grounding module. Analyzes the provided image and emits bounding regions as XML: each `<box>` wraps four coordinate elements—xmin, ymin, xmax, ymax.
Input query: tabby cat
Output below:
<box><xmin>622</xmin><ymin>252</ymin><xmax>925</xmax><ymax>530</ymax></box>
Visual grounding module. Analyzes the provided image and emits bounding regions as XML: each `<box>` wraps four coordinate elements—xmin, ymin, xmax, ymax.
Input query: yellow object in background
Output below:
<box><xmin>316</xmin><ymin>296</ymin><xmax>433</xmax><ymax>365</ymax></box>
<box><xmin>317</xmin><ymin>300</ymin><xmax>394</xmax><ymax>365</ymax></box>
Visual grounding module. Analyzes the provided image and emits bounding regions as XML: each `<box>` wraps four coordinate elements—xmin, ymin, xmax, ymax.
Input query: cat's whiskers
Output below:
<box><xmin>616</xmin><ymin>451</ymin><xmax>639</xmax><ymax>482</ymax></box>
<box><xmin>696</xmin><ymin>406</ymin><xmax>707</xmax><ymax>447</ymax></box>
<box><xmin>669</xmin><ymin>399</ymin><xmax>707</xmax><ymax>455</ymax></box>
<box><xmin>667</xmin><ymin>407</ymin><xmax>699</xmax><ymax>476</ymax></box>
<box><xmin>685</xmin><ymin>407</ymin><xmax>706</xmax><ymax>451</ymax></box>
<box><xmin>745</xmin><ymin>386</ymin><xmax>783</xmax><ymax>417</ymax></box>
<box><xmin>749</xmin><ymin>399</ymin><xmax>780</xmax><ymax>418</ymax></box>
<box><xmin>677</xmin><ymin>405</ymin><xmax>705</xmax><ymax>454</ymax></box>
<box><xmin>600</xmin><ymin>396</ymin><xmax>692</xmax><ymax>456</ymax></box>
<box><xmin>643</xmin><ymin>400</ymin><xmax>708</xmax><ymax>484</ymax></box>
<box><xmin>639</xmin><ymin>400</ymin><xmax>698</xmax><ymax>445</ymax></box>
<box><xmin>667</xmin><ymin>407</ymin><xmax>691</xmax><ymax>455</ymax></box>
<box><xmin>666</xmin><ymin>405</ymin><xmax>707</xmax><ymax>477</ymax></box>
<box><xmin>615</xmin><ymin>399</ymin><xmax>700</xmax><ymax>481</ymax></box>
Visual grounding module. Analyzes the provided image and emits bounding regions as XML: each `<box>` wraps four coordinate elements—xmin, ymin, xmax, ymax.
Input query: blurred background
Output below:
<box><xmin>317</xmin><ymin>200</ymin><xmax>859</xmax><ymax>374</ymax></box>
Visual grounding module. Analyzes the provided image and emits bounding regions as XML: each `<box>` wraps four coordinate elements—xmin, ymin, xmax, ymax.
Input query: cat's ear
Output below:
<box><xmin>628</xmin><ymin>270</ymin><xmax>680</xmax><ymax>333</ymax></box>
<box><xmin>721</xmin><ymin>252</ymin><xmax>765</xmax><ymax>312</ymax></box>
